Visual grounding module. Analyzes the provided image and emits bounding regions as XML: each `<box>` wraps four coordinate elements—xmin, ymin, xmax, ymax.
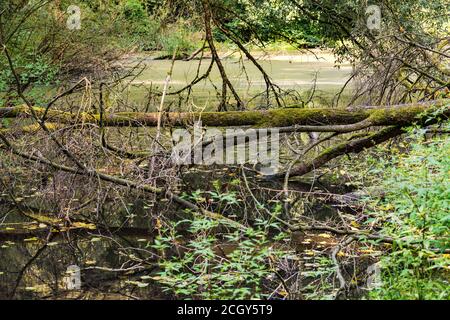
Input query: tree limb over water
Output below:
<box><xmin>1</xmin><ymin>100</ymin><xmax>448</xmax><ymax>128</ymax></box>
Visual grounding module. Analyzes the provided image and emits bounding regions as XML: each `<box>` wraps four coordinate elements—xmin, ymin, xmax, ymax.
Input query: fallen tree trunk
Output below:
<box><xmin>273</xmin><ymin>101</ymin><xmax>449</xmax><ymax>179</ymax></box>
<box><xmin>1</xmin><ymin>100</ymin><xmax>448</xmax><ymax>181</ymax></box>
<box><xmin>271</xmin><ymin>126</ymin><xmax>404</xmax><ymax>179</ymax></box>
<box><xmin>1</xmin><ymin>100</ymin><xmax>448</xmax><ymax>129</ymax></box>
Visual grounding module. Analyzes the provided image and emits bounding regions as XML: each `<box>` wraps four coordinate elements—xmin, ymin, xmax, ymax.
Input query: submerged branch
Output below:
<box><xmin>0</xmin><ymin>133</ymin><xmax>246</xmax><ymax>231</ymax></box>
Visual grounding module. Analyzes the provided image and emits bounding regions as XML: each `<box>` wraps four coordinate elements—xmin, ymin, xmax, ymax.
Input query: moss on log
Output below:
<box><xmin>272</xmin><ymin>126</ymin><xmax>404</xmax><ymax>179</ymax></box>
<box><xmin>1</xmin><ymin>100</ymin><xmax>448</xmax><ymax>128</ymax></box>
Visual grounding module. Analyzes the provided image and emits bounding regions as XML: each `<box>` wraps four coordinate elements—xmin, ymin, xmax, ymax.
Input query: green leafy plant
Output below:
<box><xmin>152</xmin><ymin>192</ymin><xmax>288</xmax><ymax>299</ymax></box>
<box><xmin>123</xmin><ymin>0</ymin><xmax>147</xmax><ymax>21</ymax></box>
<box><xmin>368</xmin><ymin>124</ymin><xmax>450</xmax><ymax>300</ymax></box>
<box><xmin>159</xmin><ymin>25</ymin><xmax>197</xmax><ymax>58</ymax></box>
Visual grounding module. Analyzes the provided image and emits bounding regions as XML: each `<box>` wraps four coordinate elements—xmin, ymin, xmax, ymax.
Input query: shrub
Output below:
<box><xmin>159</xmin><ymin>25</ymin><xmax>197</xmax><ymax>58</ymax></box>
<box><xmin>368</xmin><ymin>124</ymin><xmax>450</xmax><ymax>300</ymax></box>
<box><xmin>123</xmin><ymin>0</ymin><xmax>147</xmax><ymax>21</ymax></box>
<box><xmin>152</xmin><ymin>190</ymin><xmax>288</xmax><ymax>299</ymax></box>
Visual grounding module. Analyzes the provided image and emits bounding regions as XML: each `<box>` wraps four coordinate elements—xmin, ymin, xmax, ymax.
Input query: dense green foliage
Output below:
<box><xmin>367</xmin><ymin>124</ymin><xmax>450</xmax><ymax>300</ymax></box>
<box><xmin>152</xmin><ymin>184</ymin><xmax>288</xmax><ymax>300</ymax></box>
<box><xmin>211</xmin><ymin>0</ymin><xmax>322</xmax><ymax>46</ymax></box>
<box><xmin>153</xmin><ymin>216</ymin><xmax>287</xmax><ymax>299</ymax></box>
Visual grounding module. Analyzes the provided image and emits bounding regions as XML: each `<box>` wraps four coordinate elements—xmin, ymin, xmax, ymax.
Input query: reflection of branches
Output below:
<box><xmin>10</xmin><ymin>233</ymin><xmax>55</xmax><ymax>299</ymax></box>
<box><xmin>331</xmin><ymin>236</ymin><xmax>355</xmax><ymax>300</ymax></box>
<box><xmin>0</xmin><ymin>131</ymin><xmax>245</xmax><ymax>231</ymax></box>
<box><xmin>282</xmin><ymin>132</ymin><xmax>339</xmax><ymax>217</ymax></box>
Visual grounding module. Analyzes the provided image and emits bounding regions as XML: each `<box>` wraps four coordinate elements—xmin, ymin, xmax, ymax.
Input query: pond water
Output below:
<box><xmin>123</xmin><ymin>51</ymin><xmax>353</xmax><ymax>109</ymax></box>
<box><xmin>0</xmin><ymin>52</ymin><xmax>359</xmax><ymax>299</ymax></box>
<box><xmin>0</xmin><ymin>169</ymin><xmax>357</xmax><ymax>300</ymax></box>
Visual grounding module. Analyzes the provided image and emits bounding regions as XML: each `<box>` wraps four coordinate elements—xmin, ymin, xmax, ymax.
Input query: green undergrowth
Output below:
<box><xmin>338</xmin><ymin>121</ymin><xmax>450</xmax><ymax>300</ymax></box>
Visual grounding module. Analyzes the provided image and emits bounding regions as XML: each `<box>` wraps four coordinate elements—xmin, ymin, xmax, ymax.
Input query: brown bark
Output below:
<box><xmin>0</xmin><ymin>132</ymin><xmax>246</xmax><ymax>231</ymax></box>
<box><xmin>1</xmin><ymin>100</ymin><xmax>448</xmax><ymax>129</ymax></box>
<box><xmin>202</xmin><ymin>0</ymin><xmax>243</xmax><ymax>110</ymax></box>
<box><xmin>272</xmin><ymin>126</ymin><xmax>404</xmax><ymax>179</ymax></box>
